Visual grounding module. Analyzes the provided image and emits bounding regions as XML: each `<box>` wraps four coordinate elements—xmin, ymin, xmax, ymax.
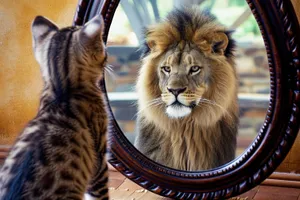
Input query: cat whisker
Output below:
<box><xmin>104</xmin><ymin>64</ymin><xmax>116</xmax><ymax>80</ymax></box>
<box><xmin>105</xmin><ymin>64</ymin><xmax>114</xmax><ymax>72</ymax></box>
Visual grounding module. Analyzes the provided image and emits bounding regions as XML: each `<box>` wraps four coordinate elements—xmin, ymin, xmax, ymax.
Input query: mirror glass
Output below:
<box><xmin>106</xmin><ymin>0</ymin><xmax>269</xmax><ymax>171</ymax></box>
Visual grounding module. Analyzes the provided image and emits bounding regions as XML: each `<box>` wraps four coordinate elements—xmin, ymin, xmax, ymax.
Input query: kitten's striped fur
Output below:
<box><xmin>0</xmin><ymin>15</ymin><xmax>108</xmax><ymax>200</ymax></box>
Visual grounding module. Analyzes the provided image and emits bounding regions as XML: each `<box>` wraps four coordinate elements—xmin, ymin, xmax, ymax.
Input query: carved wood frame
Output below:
<box><xmin>72</xmin><ymin>0</ymin><xmax>300</xmax><ymax>199</ymax></box>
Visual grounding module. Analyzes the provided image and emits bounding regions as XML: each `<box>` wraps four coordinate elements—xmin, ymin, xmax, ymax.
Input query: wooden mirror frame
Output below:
<box><xmin>73</xmin><ymin>0</ymin><xmax>300</xmax><ymax>199</ymax></box>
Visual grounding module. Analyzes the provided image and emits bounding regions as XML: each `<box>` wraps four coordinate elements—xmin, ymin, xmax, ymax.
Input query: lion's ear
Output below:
<box><xmin>147</xmin><ymin>40</ymin><xmax>156</xmax><ymax>51</ymax></box>
<box><xmin>211</xmin><ymin>32</ymin><xmax>229</xmax><ymax>55</ymax></box>
<box><xmin>145</xmin><ymin>27</ymin><xmax>157</xmax><ymax>51</ymax></box>
<box><xmin>195</xmin><ymin>32</ymin><xmax>229</xmax><ymax>56</ymax></box>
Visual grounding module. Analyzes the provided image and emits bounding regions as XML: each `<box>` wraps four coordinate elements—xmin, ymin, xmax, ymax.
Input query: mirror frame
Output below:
<box><xmin>73</xmin><ymin>0</ymin><xmax>300</xmax><ymax>199</ymax></box>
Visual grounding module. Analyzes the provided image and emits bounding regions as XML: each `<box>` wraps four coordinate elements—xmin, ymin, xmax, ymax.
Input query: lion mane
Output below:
<box><xmin>134</xmin><ymin>7</ymin><xmax>239</xmax><ymax>171</ymax></box>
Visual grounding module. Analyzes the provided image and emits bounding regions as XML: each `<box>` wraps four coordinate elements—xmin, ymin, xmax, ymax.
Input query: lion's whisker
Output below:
<box><xmin>197</xmin><ymin>99</ymin><xmax>232</xmax><ymax>119</ymax></box>
<box><xmin>132</xmin><ymin>98</ymin><xmax>164</xmax><ymax>120</ymax></box>
<box><xmin>131</xmin><ymin>97</ymin><xmax>161</xmax><ymax>107</ymax></box>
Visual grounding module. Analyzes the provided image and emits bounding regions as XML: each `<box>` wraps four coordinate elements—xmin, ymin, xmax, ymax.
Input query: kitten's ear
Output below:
<box><xmin>31</xmin><ymin>16</ymin><xmax>58</xmax><ymax>43</ymax></box>
<box><xmin>80</xmin><ymin>15</ymin><xmax>104</xmax><ymax>44</ymax></box>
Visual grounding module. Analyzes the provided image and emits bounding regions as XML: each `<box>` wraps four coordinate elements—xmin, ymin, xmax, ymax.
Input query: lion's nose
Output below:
<box><xmin>167</xmin><ymin>87</ymin><xmax>187</xmax><ymax>96</ymax></box>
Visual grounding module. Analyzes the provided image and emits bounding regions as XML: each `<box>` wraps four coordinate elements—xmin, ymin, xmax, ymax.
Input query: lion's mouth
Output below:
<box><xmin>170</xmin><ymin>100</ymin><xmax>184</xmax><ymax>107</ymax></box>
<box><xmin>170</xmin><ymin>100</ymin><xmax>196</xmax><ymax>109</ymax></box>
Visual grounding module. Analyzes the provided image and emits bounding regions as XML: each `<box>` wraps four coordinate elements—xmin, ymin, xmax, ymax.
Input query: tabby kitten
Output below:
<box><xmin>0</xmin><ymin>15</ymin><xmax>108</xmax><ymax>200</ymax></box>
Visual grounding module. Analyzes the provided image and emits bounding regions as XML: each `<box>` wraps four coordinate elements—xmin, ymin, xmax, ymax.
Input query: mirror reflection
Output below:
<box><xmin>106</xmin><ymin>0</ymin><xmax>269</xmax><ymax>171</ymax></box>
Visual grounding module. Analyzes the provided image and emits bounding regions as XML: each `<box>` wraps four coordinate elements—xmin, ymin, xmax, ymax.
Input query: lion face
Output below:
<box><xmin>137</xmin><ymin>7</ymin><xmax>237</xmax><ymax>127</ymax></box>
<box><xmin>158</xmin><ymin>44</ymin><xmax>209</xmax><ymax>118</ymax></box>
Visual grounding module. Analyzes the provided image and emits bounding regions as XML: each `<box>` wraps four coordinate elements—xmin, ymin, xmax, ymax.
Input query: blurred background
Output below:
<box><xmin>106</xmin><ymin>0</ymin><xmax>269</xmax><ymax>157</ymax></box>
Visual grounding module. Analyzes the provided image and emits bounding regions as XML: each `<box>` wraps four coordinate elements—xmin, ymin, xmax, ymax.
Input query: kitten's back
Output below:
<box><xmin>0</xmin><ymin>15</ymin><xmax>108</xmax><ymax>200</ymax></box>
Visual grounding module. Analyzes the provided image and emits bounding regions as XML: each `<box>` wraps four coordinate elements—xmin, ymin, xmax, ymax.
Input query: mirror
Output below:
<box><xmin>105</xmin><ymin>0</ymin><xmax>269</xmax><ymax>171</ymax></box>
<box><xmin>74</xmin><ymin>0</ymin><xmax>300</xmax><ymax>199</ymax></box>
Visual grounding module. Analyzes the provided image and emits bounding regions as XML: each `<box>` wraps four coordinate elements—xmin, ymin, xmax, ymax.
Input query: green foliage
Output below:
<box><xmin>242</xmin><ymin>15</ymin><xmax>261</xmax><ymax>35</ymax></box>
<box><xmin>229</xmin><ymin>0</ymin><xmax>247</xmax><ymax>7</ymax></box>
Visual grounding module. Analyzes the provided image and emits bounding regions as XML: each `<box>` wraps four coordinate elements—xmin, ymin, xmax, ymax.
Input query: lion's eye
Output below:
<box><xmin>190</xmin><ymin>66</ymin><xmax>202</xmax><ymax>74</ymax></box>
<box><xmin>161</xmin><ymin>66</ymin><xmax>171</xmax><ymax>73</ymax></box>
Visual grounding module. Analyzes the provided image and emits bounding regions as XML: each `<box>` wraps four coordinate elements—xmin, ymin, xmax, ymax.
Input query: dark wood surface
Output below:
<box><xmin>71</xmin><ymin>0</ymin><xmax>300</xmax><ymax>199</ymax></box>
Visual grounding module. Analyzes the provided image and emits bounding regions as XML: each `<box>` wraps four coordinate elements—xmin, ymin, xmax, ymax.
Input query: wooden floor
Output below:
<box><xmin>108</xmin><ymin>166</ymin><xmax>300</xmax><ymax>200</ymax></box>
<box><xmin>108</xmin><ymin>170</ymin><xmax>166</xmax><ymax>200</ymax></box>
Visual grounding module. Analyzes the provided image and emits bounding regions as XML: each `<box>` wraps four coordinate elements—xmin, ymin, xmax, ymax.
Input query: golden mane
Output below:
<box><xmin>135</xmin><ymin>7</ymin><xmax>239</xmax><ymax>171</ymax></box>
<box><xmin>144</xmin><ymin>7</ymin><xmax>235</xmax><ymax>58</ymax></box>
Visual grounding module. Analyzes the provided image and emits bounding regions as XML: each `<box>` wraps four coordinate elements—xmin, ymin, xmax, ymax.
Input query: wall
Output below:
<box><xmin>292</xmin><ymin>0</ymin><xmax>300</xmax><ymax>21</ymax></box>
<box><xmin>0</xmin><ymin>0</ymin><xmax>78</xmax><ymax>144</ymax></box>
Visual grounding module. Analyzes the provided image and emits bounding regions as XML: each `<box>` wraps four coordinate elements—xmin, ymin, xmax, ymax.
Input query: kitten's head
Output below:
<box><xmin>31</xmin><ymin>15</ymin><xmax>106</xmax><ymax>88</ymax></box>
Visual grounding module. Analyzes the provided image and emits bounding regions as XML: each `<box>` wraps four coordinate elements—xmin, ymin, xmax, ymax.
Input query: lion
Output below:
<box><xmin>134</xmin><ymin>7</ymin><xmax>239</xmax><ymax>171</ymax></box>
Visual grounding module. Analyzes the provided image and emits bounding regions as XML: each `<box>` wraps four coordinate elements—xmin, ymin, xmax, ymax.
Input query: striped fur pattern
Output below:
<box><xmin>0</xmin><ymin>15</ymin><xmax>108</xmax><ymax>200</ymax></box>
<box><xmin>135</xmin><ymin>7</ymin><xmax>239</xmax><ymax>171</ymax></box>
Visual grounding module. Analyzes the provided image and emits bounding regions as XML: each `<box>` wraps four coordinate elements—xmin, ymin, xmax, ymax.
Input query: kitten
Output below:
<box><xmin>0</xmin><ymin>15</ymin><xmax>108</xmax><ymax>200</ymax></box>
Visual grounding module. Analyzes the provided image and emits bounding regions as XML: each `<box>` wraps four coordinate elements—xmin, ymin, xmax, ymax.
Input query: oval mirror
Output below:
<box><xmin>105</xmin><ymin>0</ymin><xmax>269</xmax><ymax>172</ymax></box>
<box><xmin>73</xmin><ymin>0</ymin><xmax>300</xmax><ymax>199</ymax></box>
